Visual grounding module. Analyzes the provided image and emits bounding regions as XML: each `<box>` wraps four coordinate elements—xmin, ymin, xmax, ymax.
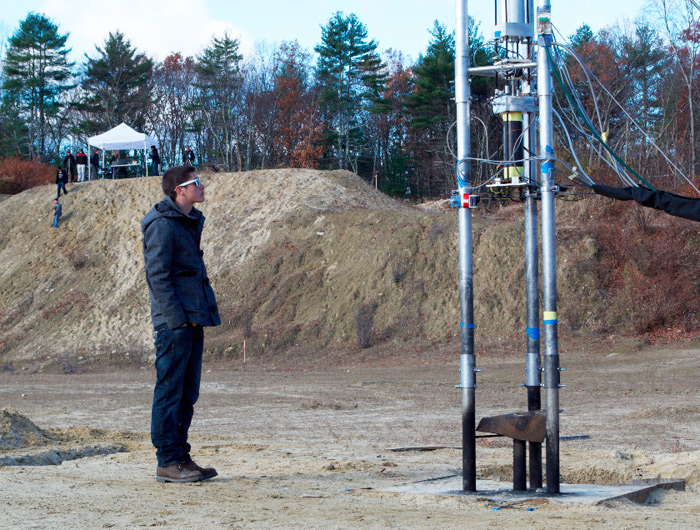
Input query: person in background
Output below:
<box><xmin>111</xmin><ymin>151</ymin><xmax>127</xmax><ymax>178</ymax></box>
<box><xmin>56</xmin><ymin>167</ymin><xmax>68</xmax><ymax>198</ymax></box>
<box><xmin>150</xmin><ymin>145</ymin><xmax>161</xmax><ymax>176</ymax></box>
<box><xmin>52</xmin><ymin>199</ymin><xmax>62</xmax><ymax>228</ymax></box>
<box><xmin>183</xmin><ymin>146</ymin><xmax>195</xmax><ymax>166</ymax></box>
<box><xmin>90</xmin><ymin>148</ymin><xmax>101</xmax><ymax>180</ymax></box>
<box><xmin>63</xmin><ymin>150</ymin><xmax>76</xmax><ymax>183</ymax></box>
<box><xmin>141</xmin><ymin>165</ymin><xmax>220</xmax><ymax>483</ymax></box>
<box><xmin>76</xmin><ymin>149</ymin><xmax>88</xmax><ymax>182</ymax></box>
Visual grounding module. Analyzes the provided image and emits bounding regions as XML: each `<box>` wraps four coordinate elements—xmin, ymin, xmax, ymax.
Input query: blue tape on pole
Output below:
<box><xmin>460</xmin><ymin>322</ymin><xmax>464</xmax><ymax>328</ymax></box>
<box><xmin>546</xmin><ymin>145</ymin><xmax>554</xmax><ymax>154</ymax></box>
<box><xmin>542</xmin><ymin>162</ymin><xmax>554</xmax><ymax>172</ymax></box>
<box><xmin>467</xmin><ymin>324</ymin><xmax>475</xmax><ymax>329</ymax></box>
<box><xmin>544</xmin><ymin>319</ymin><xmax>558</xmax><ymax>325</ymax></box>
<box><xmin>526</xmin><ymin>328</ymin><xmax>540</xmax><ymax>339</ymax></box>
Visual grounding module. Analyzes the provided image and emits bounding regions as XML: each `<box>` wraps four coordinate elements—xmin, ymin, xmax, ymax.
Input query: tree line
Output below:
<box><xmin>2</xmin><ymin>3</ymin><xmax>700</xmax><ymax>199</ymax></box>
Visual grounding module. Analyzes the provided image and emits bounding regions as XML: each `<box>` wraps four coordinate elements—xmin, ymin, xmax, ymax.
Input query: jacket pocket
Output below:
<box><xmin>172</xmin><ymin>276</ymin><xmax>202</xmax><ymax>310</ymax></box>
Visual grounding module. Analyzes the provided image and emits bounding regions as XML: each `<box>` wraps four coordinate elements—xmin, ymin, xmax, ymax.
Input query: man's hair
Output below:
<box><xmin>162</xmin><ymin>165</ymin><xmax>196</xmax><ymax>199</ymax></box>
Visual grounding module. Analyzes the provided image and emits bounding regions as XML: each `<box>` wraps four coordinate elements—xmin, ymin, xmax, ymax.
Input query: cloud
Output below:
<box><xmin>38</xmin><ymin>0</ymin><xmax>252</xmax><ymax>64</ymax></box>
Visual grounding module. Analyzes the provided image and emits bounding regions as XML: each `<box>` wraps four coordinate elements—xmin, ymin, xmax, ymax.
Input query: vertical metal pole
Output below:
<box><xmin>456</xmin><ymin>0</ymin><xmax>476</xmax><ymax>493</ymax></box>
<box><xmin>536</xmin><ymin>0</ymin><xmax>560</xmax><ymax>494</ymax></box>
<box><xmin>513</xmin><ymin>439</ymin><xmax>527</xmax><ymax>491</ymax></box>
<box><xmin>524</xmin><ymin>171</ymin><xmax>543</xmax><ymax>490</ymax></box>
<box><xmin>523</xmin><ymin>69</ymin><xmax>542</xmax><ymax>491</ymax></box>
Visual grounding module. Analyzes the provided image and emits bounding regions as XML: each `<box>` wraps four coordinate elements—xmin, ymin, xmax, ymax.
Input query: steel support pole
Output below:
<box><xmin>513</xmin><ymin>439</ymin><xmax>527</xmax><ymax>491</ymax></box>
<box><xmin>456</xmin><ymin>0</ymin><xmax>476</xmax><ymax>493</ymax></box>
<box><xmin>523</xmin><ymin>71</ymin><xmax>542</xmax><ymax>490</ymax></box>
<box><xmin>536</xmin><ymin>0</ymin><xmax>560</xmax><ymax>494</ymax></box>
<box><xmin>524</xmin><ymin>188</ymin><xmax>542</xmax><ymax>490</ymax></box>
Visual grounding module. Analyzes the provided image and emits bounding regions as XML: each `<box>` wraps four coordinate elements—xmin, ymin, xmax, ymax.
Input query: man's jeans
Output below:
<box><xmin>151</xmin><ymin>324</ymin><xmax>204</xmax><ymax>467</ymax></box>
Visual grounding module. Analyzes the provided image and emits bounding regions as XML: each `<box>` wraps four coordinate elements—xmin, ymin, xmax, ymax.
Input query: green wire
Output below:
<box><xmin>546</xmin><ymin>47</ymin><xmax>656</xmax><ymax>191</ymax></box>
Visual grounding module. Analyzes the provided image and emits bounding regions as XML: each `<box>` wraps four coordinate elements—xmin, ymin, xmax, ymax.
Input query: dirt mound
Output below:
<box><xmin>0</xmin><ymin>408</ymin><xmax>55</xmax><ymax>450</ymax></box>
<box><xmin>0</xmin><ymin>408</ymin><xmax>141</xmax><ymax>466</ymax></box>
<box><xmin>0</xmin><ymin>168</ymin><xmax>616</xmax><ymax>365</ymax></box>
<box><xmin>0</xmin><ymin>169</ymin><xmax>406</xmax><ymax>363</ymax></box>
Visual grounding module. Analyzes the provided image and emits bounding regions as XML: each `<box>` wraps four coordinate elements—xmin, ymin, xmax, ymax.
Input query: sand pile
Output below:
<box><xmin>0</xmin><ymin>408</ymin><xmax>139</xmax><ymax>466</ymax></box>
<box><xmin>0</xmin><ymin>408</ymin><xmax>55</xmax><ymax>451</ymax></box>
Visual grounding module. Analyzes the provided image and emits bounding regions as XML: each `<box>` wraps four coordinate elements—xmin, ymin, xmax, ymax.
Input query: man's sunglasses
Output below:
<box><xmin>177</xmin><ymin>177</ymin><xmax>202</xmax><ymax>189</ymax></box>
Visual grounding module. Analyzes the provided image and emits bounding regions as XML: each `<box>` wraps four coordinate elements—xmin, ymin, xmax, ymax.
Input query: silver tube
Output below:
<box><xmin>497</xmin><ymin>0</ymin><xmax>529</xmax><ymax>24</ymax></box>
<box><xmin>524</xmin><ymin>188</ymin><xmax>540</xmax><ymax>391</ymax></box>
<box><xmin>469</xmin><ymin>62</ymin><xmax>537</xmax><ymax>75</ymax></box>
<box><xmin>537</xmin><ymin>0</ymin><xmax>560</xmax><ymax>495</ymax></box>
<box><xmin>456</xmin><ymin>0</ymin><xmax>476</xmax><ymax>493</ymax></box>
<box><xmin>524</xmin><ymin>187</ymin><xmax>542</xmax><ymax>489</ymax></box>
<box><xmin>523</xmin><ymin>73</ymin><xmax>540</xmax><ymax>392</ymax></box>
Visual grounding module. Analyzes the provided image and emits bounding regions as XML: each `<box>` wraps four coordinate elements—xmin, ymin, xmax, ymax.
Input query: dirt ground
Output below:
<box><xmin>1</xmin><ymin>341</ymin><xmax>699</xmax><ymax>529</ymax></box>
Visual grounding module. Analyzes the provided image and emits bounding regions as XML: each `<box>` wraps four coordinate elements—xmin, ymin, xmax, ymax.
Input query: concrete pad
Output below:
<box><xmin>374</xmin><ymin>475</ymin><xmax>685</xmax><ymax>506</ymax></box>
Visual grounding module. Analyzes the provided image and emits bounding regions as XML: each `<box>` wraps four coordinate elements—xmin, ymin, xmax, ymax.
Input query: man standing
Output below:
<box><xmin>90</xmin><ymin>148</ymin><xmax>101</xmax><ymax>180</ymax></box>
<box><xmin>149</xmin><ymin>145</ymin><xmax>161</xmax><ymax>176</ymax></box>
<box><xmin>141</xmin><ymin>165</ymin><xmax>220</xmax><ymax>483</ymax></box>
<box><xmin>56</xmin><ymin>167</ymin><xmax>68</xmax><ymax>198</ymax></box>
<box><xmin>76</xmin><ymin>149</ymin><xmax>88</xmax><ymax>182</ymax></box>
<box><xmin>183</xmin><ymin>145</ymin><xmax>195</xmax><ymax>166</ymax></box>
<box><xmin>63</xmin><ymin>150</ymin><xmax>76</xmax><ymax>182</ymax></box>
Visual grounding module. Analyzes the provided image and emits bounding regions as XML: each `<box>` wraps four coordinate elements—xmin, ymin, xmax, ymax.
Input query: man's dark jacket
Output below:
<box><xmin>141</xmin><ymin>196</ymin><xmax>220</xmax><ymax>329</ymax></box>
<box><xmin>150</xmin><ymin>147</ymin><xmax>161</xmax><ymax>164</ymax></box>
<box><xmin>63</xmin><ymin>154</ymin><xmax>76</xmax><ymax>175</ymax></box>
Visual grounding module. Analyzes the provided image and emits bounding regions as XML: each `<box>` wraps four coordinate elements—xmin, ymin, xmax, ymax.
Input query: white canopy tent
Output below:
<box><xmin>88</xmin><ymin>122</ymin><xmax>159</xmax><ymax>178</ymax></box>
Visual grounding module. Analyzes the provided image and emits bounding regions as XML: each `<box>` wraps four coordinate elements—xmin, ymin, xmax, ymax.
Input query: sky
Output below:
<box><xmin>0</xmin><ymin>0</ymin><xmax>651</xmax><ymax>65</ymax></box>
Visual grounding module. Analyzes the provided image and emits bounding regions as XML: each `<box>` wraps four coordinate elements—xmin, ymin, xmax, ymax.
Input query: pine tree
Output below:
<box><xmin>315</xmin><ymin>12</ymin><xmax>386</xmax><ymax>171</ymax></box>
<box><xmin>192</xmin><ymin>32</ymin><xmax>244</xmax><ymax>171</ymax></box>
<box><xmin>405</xmin><ymin>18</ymin><xmax>491</xmax><ymax>198</ymax></box>
<box><xmin>81</xmin><ymin>31</ymin><xmax>153</xmax><ymax>132</ymax></box>
<box><xmin>2</xmin><ymin>12</ymin><xmax>73</xmax><ymax>159</ymax></box>
<box><xmin>405</xmin><ymin>21</ymin><xmax>456</xmax><ymax>197</ymax></box>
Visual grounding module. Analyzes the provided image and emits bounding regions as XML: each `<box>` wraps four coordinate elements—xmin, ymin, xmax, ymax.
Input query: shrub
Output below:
<box><xmin>592</xmin><ymin>199</ymin><xmax>700</xmax><ymax>334</ymax></box>
<box><xmin>64</xmin><ymin>243</ymin><xmax>92</xmax><ymax>269</ymax></box>
<box><xmin>0</xmin><ymin>157</ymin><xmax>55</xmax><ymax>194</ymax></box>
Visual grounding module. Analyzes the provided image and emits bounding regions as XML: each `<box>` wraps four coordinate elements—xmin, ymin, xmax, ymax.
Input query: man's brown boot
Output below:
<box><xmin>156</xmin><ymin>463</ymin><xmax>204</xmax><ymax>483</ymax></box>
<box><xmin>183</xmin><ymin>461</ymin><xmax>218</xmax><ymax>480</ymax></box>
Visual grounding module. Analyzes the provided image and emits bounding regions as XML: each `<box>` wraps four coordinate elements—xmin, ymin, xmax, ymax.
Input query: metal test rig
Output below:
<box><xmin>454</xmin><ymin>0</ymin><xmax>563</xmax><ymax>494</ymax></box>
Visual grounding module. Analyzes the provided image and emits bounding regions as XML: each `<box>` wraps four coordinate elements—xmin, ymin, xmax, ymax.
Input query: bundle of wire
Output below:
<box><xmin>547</xmin><ymin>29</ymin><xmax>700</xmax><ymax>196</ymax></box>
<box><xmin>454</xmin><ymin>26</ymin><xmax>700</xmax><ymax>204</ymax></box>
